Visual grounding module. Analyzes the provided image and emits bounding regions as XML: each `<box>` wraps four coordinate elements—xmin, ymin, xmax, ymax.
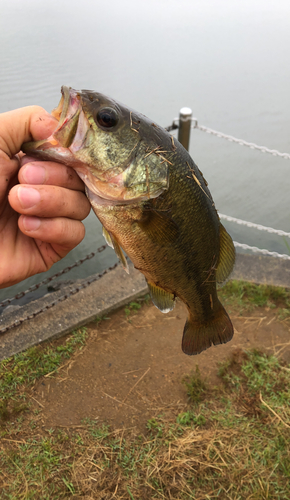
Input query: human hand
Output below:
<box><xmin>0</xmin><ymin>106</ymin><xmax>91</xmax><ymax>289</ymax></box>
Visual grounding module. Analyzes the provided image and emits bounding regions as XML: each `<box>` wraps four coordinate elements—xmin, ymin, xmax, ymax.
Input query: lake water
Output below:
<box><xmin>0</xmin><ymin>0</ymin><xmax>290</xmax><ymax>303</ymax></box>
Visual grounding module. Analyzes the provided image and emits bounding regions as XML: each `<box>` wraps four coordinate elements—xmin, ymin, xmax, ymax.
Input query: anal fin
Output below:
<box><xmin>182</xmin><ymin>301</ymin><xmax>234</xmax><ymax>355</ymax></box>
<box><xmin>147</xmin><ymin>280</ymin><xmax>175</xmax><ymax>313</ymax></box>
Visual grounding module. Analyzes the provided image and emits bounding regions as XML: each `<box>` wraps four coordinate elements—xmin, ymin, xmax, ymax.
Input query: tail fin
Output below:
<box><xmin>182</xmin><ymin>301</ymin><xmax>234</xmax><ymax>355</ymax></box>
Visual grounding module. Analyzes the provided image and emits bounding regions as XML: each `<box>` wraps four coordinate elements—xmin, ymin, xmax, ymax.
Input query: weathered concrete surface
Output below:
<box><xmin>232</xmin><ymin>253</ymin><xmax>290</xmax><ymax>287</ymax></box>
<box><xmin>0</xmin><ymin>264</ymin><xmax>147</xmax><ymax>362</ymax></box>
<box><xmin>1</xmin><ymin>253</ymin><xmax>290</xmax><ymax>361</ymax></box>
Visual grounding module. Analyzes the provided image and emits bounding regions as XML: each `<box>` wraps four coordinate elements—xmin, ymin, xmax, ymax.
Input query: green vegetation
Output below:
<box><xmin>124</xmin><ymin>294</ymin><xmax>151</xmax><ymax>321</ymax></box>
<box><xmin>219</xmin><ymin>279</ymin><xmax>290</xmax><ymax>314</ymax></box>
<box><xmin>0</xmin><ymin>346</ymin><xmax>289</xmax><ymax>498</ymax></box>
<box><xmin>124</xmin><ymin>294</ymin><xmax>151</xmax><ymax>316</ymax></box>
<box><xmin>93</xmin><ymin>315</ymin><xmax>111</xmax><ymax>325</ymax></box>
<box><xmin>0</xmin><ymin>328</ymin><xmax>88</xmax><ymax>422</ymax></box>
<box><xmin>182</xmin><ymin>365</ymin><xmax>208</xmax><ymax>403</ymax></box>
<box><xmin>0</xmin><ymin>283</ymin><xmax>290</xmax><ymax>498</ymax></box>
<box><xmin>124</xmin><ymin>301</ymin><xmax>142</xmax><ymax>318</ymax></box>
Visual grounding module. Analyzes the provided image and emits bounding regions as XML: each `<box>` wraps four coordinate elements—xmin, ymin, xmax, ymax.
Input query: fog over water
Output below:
<box><xmin>0</xmin><ymin>0</ymin><xmax>290</xmax><ymax>301</ymax></box>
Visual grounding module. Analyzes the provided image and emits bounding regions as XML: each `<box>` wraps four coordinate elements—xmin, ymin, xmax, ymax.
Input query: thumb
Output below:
<box><xmin>0</xmin><ymin>106</ymin><xmax>58</xmax><ymax>159</ymax></box>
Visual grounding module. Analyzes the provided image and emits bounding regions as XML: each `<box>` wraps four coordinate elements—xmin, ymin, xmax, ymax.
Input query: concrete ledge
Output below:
<box><xmin>231</xmin><ymin>253</ymin><xmax>290</xmax><ymax>287</ymax></box>
<box><xmin>1</xmin><ymin>253</ymin><xmax>290</xmax><ymax>361</ymax></box>
<box><xmin>0</xmin><ymin>264</ymin><xmax>147</xmax><ymax>362</ymax></box>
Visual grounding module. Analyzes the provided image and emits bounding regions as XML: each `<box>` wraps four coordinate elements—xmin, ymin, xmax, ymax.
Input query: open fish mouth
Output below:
<box><xmin>51</xmin><ymin>86</ymin><xmax>81</xmax><ymax>148</ymax></box>
<box><xmin>51</xmin><ymin>85</ymin><xmax>71</xmax><ymax>125</ymax></box>
<box><xmin>22</xmin><ymin>86</ymin><xmax>86</xmax><ymax>159</ymax></box>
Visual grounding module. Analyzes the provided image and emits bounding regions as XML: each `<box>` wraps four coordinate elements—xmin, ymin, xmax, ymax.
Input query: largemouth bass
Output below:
<box><xmin>22</xmin><ymin>86</ymin><xmax>235</xmax><ymax>355</ymax></box>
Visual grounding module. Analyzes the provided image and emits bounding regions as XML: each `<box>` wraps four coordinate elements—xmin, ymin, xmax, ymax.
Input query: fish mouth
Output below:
<box><xmin>51</xmin><ymin>85</ymin><xmax>70</xmax><ymax>126</ymax></box>
<box><xmin>22</xmin><ymin>86</ymin><xmax>85</xmax><ymax>160</ymax></box>
<box><xmin>52</xmin><ymin>86</ymin><xmax>81</xmax><ymax>148</ymax></box>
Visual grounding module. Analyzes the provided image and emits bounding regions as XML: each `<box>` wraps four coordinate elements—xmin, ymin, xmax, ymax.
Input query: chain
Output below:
<box><xmin>234</xmin><ymin>241</ymin><xmax>290</xmax><ymax>260</ymax></box>
<box><xmin>219</xmin><ymin>214</ymin><xmax>290</xmax><ymax>238</ymax></box>
<box><xmin>1</xmin><ymin>238</ymin><xmax>289</xmax><ymax>335</ymax></box>
<box><xmin>0</xmin><ymin>262</ymin><xmax>118</xmax><ymax>335</ymax></box>
<box><xmin>195</xmin><ymin>123</ymin><xmax>290</xmax><ymax>159</ymax></box>
<box><xmin>164</xmin><ymin>120</ymin><xmax>179</xmax><ymax>132</ymax></box>
<box><xmin>0</xmin><ymin>245</ymin><xmax>108</xmax><ymax>308</ymax></box>
<box><xmin>164</xmin><ymin>119</ymin><xmax>290</xmax><ymax>159</ymax></box>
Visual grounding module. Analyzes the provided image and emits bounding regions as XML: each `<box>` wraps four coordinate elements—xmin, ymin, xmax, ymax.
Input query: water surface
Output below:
<box><xmin>0</xmin><ymin>0</ymin><xmax>289</xmax><ymax>301</ymax></box>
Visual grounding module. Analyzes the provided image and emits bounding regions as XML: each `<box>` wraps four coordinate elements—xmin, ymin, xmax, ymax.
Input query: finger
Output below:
<box><xmin>18</xmin><ymin>159</ymin><xmax>85</xmax><ymax>192</ymax></box>
<box><xmin>0</xmin><ymin>155</ymin><xmax>20</xmax><ymax>200</ymax></box>
<box><xmin>0</xmin><ymin>106</ymin><xmax>58</xmax><ymax>158</ymax></box>
<box><xmin>18</xmin><ymin>215</ymin><xmax>86</xmax><ymax>254</ymax></box>
<box><xmin>9</xmin><ymin>184</ymin><xmax>91</xmax><ymax>220</ymax></box>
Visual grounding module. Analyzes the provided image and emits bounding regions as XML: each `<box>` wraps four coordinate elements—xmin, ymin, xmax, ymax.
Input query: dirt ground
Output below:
<box><xmin>31</xmin><ymin>298</ymin><xmax>290</xmax><ymax>434</ymax></box>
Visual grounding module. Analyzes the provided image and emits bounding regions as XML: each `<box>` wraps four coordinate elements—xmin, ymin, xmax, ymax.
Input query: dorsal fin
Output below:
<box><xmin>216</xmin><ymin>223</ymin><xmax>235</xmax><ymax>284</ymax></box>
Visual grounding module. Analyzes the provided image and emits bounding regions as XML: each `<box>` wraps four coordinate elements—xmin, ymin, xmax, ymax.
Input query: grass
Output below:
<box><xmin>124</xmin><ymin>294</ymin><xmax>150</xmax><ymax>319</ymax></box>
<box><xmin>0</xmin><ymin>328</ymin><xmax>88</xmax><ymax>423</ymax></box>
<box><xmin>0</xmin><ymin>348</ymin><xmax>289</xmax><ymax>498</ymax></box>
<box><xmin>182</xmin><ymin>365</ymin><xmax>208</xmax><ymax>403</ymax></box>
<box><xmin>0</xmin><ymin>282</ymin><xmax>290</xmax><ymax>498</ymax></box>
<box><xmin>219</xmin><ymin>280</ymin><xmax>290</xmax><ymax>315</ymax></box>
<box><xmin>124</xmin><ymin>301</ymin><xmax>142</xmax><ymax>319</ymax></box>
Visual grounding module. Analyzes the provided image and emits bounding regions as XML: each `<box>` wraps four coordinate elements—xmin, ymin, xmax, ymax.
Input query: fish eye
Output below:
<box><xmin>96</xmin><ymin>107</ymin><xmax>119</xmax><ymax>129</ymax></box>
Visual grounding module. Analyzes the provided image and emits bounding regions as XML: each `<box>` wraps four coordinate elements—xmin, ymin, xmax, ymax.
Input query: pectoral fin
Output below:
<box><xmin>102</xmin><ymin>226</ymin><xmax>129</xmax><ymax>274</ymax></box>
<box><xmin>216</xmin><ymin>223</ymin><xmax>235</xmax><ymax>284</ymax></box>
<box><xmin>102</xmin><ymin>226</ymin><xmax>114</xmax><ymax>248</ymax></box>
<box><xmin>147</xmin><ymin>280</ymin><xmax>175</xmax><ymax>313</ymax></box>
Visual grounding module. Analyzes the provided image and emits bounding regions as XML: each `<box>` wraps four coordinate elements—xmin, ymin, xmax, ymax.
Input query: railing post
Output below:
<box><xmin>178</xmin><ymin>107</ymin><xmax>192</xmax><ymax>151</ymax></box>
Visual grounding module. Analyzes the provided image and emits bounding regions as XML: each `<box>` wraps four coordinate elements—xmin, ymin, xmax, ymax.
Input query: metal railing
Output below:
<box><xmin>165</xmin><ymin>109</ymin><xmax>290</xmax><ymax>261</ymax></box>
<box><xmin>166</xmin><ymin>111</ymin><xmax>290</xmax><ymax>160</ymax></box>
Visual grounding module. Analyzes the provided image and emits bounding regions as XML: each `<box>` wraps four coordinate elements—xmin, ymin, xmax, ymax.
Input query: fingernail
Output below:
<box><xmin>17</xmin><ymin>186</ymin><xmax>41</xmax><ymax>208</ymax></box>
<box><xmin>22</xmin><ymin>164</ymin><xmax>46</xmax><ymax>184</ymax></box>
<box><xmin>22</xmin><ymin>216</ymin><xmax>41</xmax><ymax>231</ymax></box>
